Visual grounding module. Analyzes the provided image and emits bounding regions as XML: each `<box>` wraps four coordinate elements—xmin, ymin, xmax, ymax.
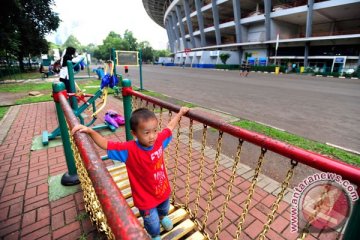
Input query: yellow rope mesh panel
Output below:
<box><xmin>192</xmin><ymin>125</ymin><xmax>208</xmax><ymax>231</ymax></box>
<box><xmin>214</xmin><ymin>139</ymin><xmax>244</xmax><ymax>240</ymax></box>
<box><xmin>297</xmin><ymin>181</ymin><xmax>332</xmax><ymax>240</ymax></box>
<box><xmin>171</xmin><ymin>116</ymin><xmax>182</xmax><ymax>204</ymax></box>
<box><xmin>258</xmin><ymin>160</ymin><xmax>297</xmax><ymax>239</ymax></box>
<box><xmin>185</xmin><ymin>119</ymin><xmax>194</xmax><ymax>209</ymax></box>
<box><xmin>67</xmin><ymin>122</ymin><xmax>114</xmax><ymax>239</ymax></box>
<box><xmin>235</xmin><ymin>148</ymin><xmax>267</xmax><ymax>239</ymax></box>
<box><xmin>202</xmin><ymin>131</ymin><xmax>224</xmax><ymax>235</ymax></box>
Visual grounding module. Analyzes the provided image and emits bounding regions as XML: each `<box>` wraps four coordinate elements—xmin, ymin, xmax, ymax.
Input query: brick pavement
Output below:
<box><xmin>0</xmin><ymin>96</ymin><xmax>344</xmax><ymax>239</ymax></box>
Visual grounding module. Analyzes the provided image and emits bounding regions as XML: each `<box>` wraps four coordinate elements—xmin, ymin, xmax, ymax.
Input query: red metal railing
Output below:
<box><xmin>58</xmin><ymin>93</ymin><xmax>148</xmax><ymax>240</ymax></box>
<box><xmin>124</xmin><ymin>87</ymin><xmax>360</xmax><ymax>186</ymax></box>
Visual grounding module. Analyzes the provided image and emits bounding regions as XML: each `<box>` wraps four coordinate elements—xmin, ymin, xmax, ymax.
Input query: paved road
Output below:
<box><xmin>120</xmin><ymin>65</ymin><xmax>360</xmax><ymax>152</ymax></box>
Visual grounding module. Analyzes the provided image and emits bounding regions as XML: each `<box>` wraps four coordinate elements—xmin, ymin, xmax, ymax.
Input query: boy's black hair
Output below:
<box><xmin>130</xmin><ymin>108</ymin><xmax>157</xmax><ymax>132</ymax></box>
<box><xmin>61</xmin><ymin>47</ymin><xmax>76</xmax><ymax>67</ymax></box>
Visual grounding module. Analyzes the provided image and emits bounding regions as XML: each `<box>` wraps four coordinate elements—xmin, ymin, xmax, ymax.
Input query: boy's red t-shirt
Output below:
<box><xmin>107</xmin><ymin>128</ymin><xmax>172</xmax><ymax>210</ymax></box>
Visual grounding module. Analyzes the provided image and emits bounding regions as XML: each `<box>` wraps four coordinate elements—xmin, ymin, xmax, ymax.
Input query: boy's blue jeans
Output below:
<box><xmin>139</xmin><ymin>198</ymin><xmax>170</xmax><ymax>237</ymax></box>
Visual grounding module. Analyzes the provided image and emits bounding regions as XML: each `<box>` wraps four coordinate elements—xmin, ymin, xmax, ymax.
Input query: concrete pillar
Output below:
<box><xmin>165</xmin><ymin>21</ymin><xmax>175</xmax><ymax>52</ymax></box>
<box><xmin>357</xmin><ymin>51</ymin><xmax>360</xmax><ymax>67</ymax></box>
<box><xmin>170</xmin><ymin>12</ymin><xmax>180</xmax><ymax>51</ymax></box>
<box><xmin>304</xmin><ymin>42</ymin><xmax>310</xmax><ymax>67</ymax></box>
<box><xmin>175</xmin><ymin>5</ymin><xmax>188</xmax><ymax>49</ymax></box>
<box><xmin>238</xmin><ymin>47</ymin><xmax>243</xmax><ymax>65</ymax></box>
<box><xmin>233</xmin><ymin>0</ymin><xmax>242</xmax><ymax>43</ymax></box>
<box><xmin>306</xmin><ymin>0</ymin><xmax>314</xmax><ymax>38</ymax></box>
<box><xmin>183</xmin><ymin>0</ymin><xmax>196</xmax><ymax>48</ymax></box>
<box><xmin>195</xmin><ymin>0</ymin><xmax>206</xmax><ymax>47</ymax></box>
<box><xmin>264</xmin><ymin>0</ymin><xmax>271</xmax><ymax>41</ymax></box>
<box><xmin>212</xmin><ymin>0</ymin><xmax>221</xmax><ymax>45</ymax></box>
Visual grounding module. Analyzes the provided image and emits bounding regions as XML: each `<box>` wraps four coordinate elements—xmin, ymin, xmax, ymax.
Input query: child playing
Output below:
<box><xmin>72</xmin><ymin>106</ymin><xmax>190</xmax><ymax>240</ymax></box>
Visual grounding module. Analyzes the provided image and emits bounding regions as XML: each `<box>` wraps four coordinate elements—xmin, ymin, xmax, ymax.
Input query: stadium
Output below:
<box><xmin>143</xmin><ymin>0</ymin><xmax>360</xmax><ymax>72</ymax></box>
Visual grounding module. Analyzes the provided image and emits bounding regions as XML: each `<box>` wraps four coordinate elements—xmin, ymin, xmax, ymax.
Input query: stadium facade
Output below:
<box><xmin>143</xmin><ymin>0</ymin><xmax>360</xmax><ymax>71</ymax></box>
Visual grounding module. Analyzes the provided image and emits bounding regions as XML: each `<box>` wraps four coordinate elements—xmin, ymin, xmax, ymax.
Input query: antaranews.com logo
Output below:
<box><xmin>291</xmin><ymin>172</ymin><xmax>358</xmax><ymax>234</ymax></box>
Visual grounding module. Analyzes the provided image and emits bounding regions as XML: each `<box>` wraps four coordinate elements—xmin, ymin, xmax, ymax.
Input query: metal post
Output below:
<box><xmin>139</xmin><ymin>49</ymin><xmax>143</xmax><ymax>91</ymax></box>
<box><xmin>121</xmin><ymin>79</ymin><xmax>133</xmax><ymax>141</ymax></box>
<box><xmin>52</xmin><ymin>82</ymin><xmax>79</xmax><ymax>186</ymax></box>
<box><xmin>67</xmin><ymin>60</ymin><xmax>78</xmax><ymax>110</ymax></box>
<box><xmin>111</xmin><ymin>48</ymin><xmax>117</xmax><ymax>76</ymax></box>
<box><xmin>86</xmin><ymin>54</ymin><xmax>90</xmax><ymax>78</ymax></box>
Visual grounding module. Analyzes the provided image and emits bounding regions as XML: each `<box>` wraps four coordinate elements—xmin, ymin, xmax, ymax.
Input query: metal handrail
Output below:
<box><xmin>58</xmin><ymin>92</ymin><xmax>149</xmax><ymax>240</ymax></box>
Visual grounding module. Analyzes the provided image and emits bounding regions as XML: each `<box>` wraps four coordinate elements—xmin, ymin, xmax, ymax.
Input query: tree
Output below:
<box><xmin>0</xmin><ymin>0</ymin><xmax>60</xmax><ymax>70</ymax></box>
<box><xmin>220</xmin><ymin>53</ymin><xmax>231</xmax><ymax>64</ymax></box>
<box><xmin>123</xmin><ymin>30</ymin><xmax>138</xmax><ymax>51</ymax></box>
<box><xmin>94</xmin><ymin>31</ymin><xmax>122</xmax><ymax>60</ymax></box>
<box><xmin>153</xmin><ymin>50</ymin><xmax>171</xmax><ymax>62</ymax></box>
<box><xmin>63</xmin><ymin>35</ymin><xmax>82</xmax><ymax>52</ymax></box>
<box><xmin>138</xmin><ymin>41</ymin><xmax>154</xmax><ymax>62</ymax></box>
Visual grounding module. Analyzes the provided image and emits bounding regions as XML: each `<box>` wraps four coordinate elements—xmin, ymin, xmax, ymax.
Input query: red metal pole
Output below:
<box><xmin>125</xmin><ymin>88</ymin><xmax>360</xmax><ymax>186</ymax></box>
<box><xmin>58</xmin><ymin>94</ymin><xmax>149</xmax><ymax>240</ymax></box>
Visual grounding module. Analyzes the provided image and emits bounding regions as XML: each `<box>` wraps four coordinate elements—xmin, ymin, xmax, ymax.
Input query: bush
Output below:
<box><xmin>219</xmin><ymin>53</ymin><xmax>230</xmax><ymax>64</ymax></box>
<box><xmin>215</xmin><ymin>64</ymin><xmax>240</xmax><ymax>70</ymax></box>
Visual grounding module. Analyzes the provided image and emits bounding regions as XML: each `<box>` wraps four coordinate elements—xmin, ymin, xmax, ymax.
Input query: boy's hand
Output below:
<box><xmin>71</xmin><ymin>124</ymin><xmax>92</xmax><ymax>135</ymax></box>
<box><xmin>179</xmin><ymin>107</ymin><xmax>190</xmax><ymax>116</ymax></box>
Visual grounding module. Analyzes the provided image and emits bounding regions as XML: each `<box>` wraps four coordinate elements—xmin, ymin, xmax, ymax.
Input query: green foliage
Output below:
<box><xmin>76</xmin><ymin>212</ymin><xmax>89</xmax><ymax>221</ymax></box>
<box><xmin>15</xmin><ymin>94</ymin><xmax>52</xmax><ymax>104</ymax></box>
<box><xmin>0</xmin><ymin>107</ymin><xmax>9</xmax><ymax>120</ymax></box>
<box><xmin>0</xmin><ymin>0</ymin><xmax>60</xmax><ymax>71</ymax></box>
<box><xmin>93</xmin><ymin>30</ymin><xmax>169</xmax><ymax>63</ymax></box>
<box><xmin>215</xmin><ymin>64</ymin><xmax>240</xmax><ymax>70</ymax></box>
<box><xmin>153</xmin><ymin>50</ymin><xmax>171</xmax><ymax>61</ymax></box>
<box><xmin>232</xmin><ymin>120</ymin><xmax>360</xmax><ymax>166</ymax></box>
<box><xmin>0</xmin><ymin>82</ymin><xmax>52</xmax><ymax>92</ymax></box>
<box><xmin>249</xmin><ymin>65</ymin><xmax>286</xmax><ymax>73</ymax></box>
<box><xmin>139</xmin><ymin>41</ymin><xmax>154</xmax><ymax>62</ymax></box>
<box><xmin>63</xmin><ymin>35</ymin><xmax>82</xmax><ymax>52</ymax></box>
<box><xmin>219</xmin><ymin>53</ymin><xmax>231</xmax><ymax>64</ymax></box>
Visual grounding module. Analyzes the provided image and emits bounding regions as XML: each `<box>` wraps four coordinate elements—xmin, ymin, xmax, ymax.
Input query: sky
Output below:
<box><xmin>46</xmin><ymin>0</ymin><xmax>168</xmax><ymax>50</ymax></box>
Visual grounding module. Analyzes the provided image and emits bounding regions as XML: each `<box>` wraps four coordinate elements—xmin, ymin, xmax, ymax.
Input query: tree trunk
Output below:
<box><xmin>18</xmin><ymin>53</ymin><xmax>24</xmax><ymax>72</ymax></box>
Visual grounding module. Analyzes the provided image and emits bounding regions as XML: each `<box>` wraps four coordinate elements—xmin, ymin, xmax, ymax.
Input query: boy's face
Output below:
<box><xmin>132</xmin><ymin>117</ymin><xmax>158</xmax><ymax>147</ymax></box>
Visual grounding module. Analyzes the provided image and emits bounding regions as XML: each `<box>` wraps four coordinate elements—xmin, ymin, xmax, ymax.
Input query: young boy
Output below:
<box><xmin>72</xmin><ymin>106</ymin><xmax>190</xmax><ymax>240</ymax></box>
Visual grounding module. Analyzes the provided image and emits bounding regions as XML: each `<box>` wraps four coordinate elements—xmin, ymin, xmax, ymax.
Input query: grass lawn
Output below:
<box><xmin>0</xmin><ymin>106</ymin><xmax>9</xmax><ymax>120</ymax></box>
<box><xmin>232</xmin><ymin>120</ymin><xmax>360</xmax><ymax>166</ymax></box>
<box><xmin>0</xmin><ymin>71</ymin><xmax>42</xmax><ymax>81</ymax></box>
<box><xmin>15</xmin><ymin>94</ymin><xmax>52</xmax><ymax>105</ymax></box>
<box><xmin>2</xmin><ymin>78</ymin><xmax>103</xmax><ymax>105</ymax></box>
<box><xmin>0</xmin><ymin>82</ymin><xmax>53</xmax><ymax>93</ymax></box>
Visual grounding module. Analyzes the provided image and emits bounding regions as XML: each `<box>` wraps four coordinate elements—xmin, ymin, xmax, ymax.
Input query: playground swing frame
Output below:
<box><xmin>42</xmin><ymin>58</ymin><xmax>120</xmax><ymax>146</ymax></box>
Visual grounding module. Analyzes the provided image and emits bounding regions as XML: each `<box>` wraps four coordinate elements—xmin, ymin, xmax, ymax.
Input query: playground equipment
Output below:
<box><xmin>42</xmin><ymin>59</ymin><xmax>120</xmax><ymax>146</ymax></box>
<box><xmin>114</xmin><ymin>48</ymin><xmax>143</xmax><ymax>90</ymax></box>
<box><xmin>53</xmin><ymin>78</ymin><xmax>360</xmax><ymax>239</ymax></box>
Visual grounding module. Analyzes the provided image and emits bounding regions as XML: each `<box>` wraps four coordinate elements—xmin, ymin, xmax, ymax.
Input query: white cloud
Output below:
<box><xmin>46</xmin><ymin>0</ymin><xmax>168</xmax><ymax>50</ymax></box>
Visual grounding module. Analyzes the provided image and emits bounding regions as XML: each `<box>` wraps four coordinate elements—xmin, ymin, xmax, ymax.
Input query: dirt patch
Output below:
<box><xmin>0</xmin><ymin>90</ymin><xmax>51</xmax><ymax>106</ymax></box>
<box><xmin>0</xmin><ymin>92</ymin><xmax>28</xmax><ymax>106</ymax></box>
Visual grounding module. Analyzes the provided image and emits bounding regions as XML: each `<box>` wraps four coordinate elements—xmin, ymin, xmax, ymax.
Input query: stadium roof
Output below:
<box><xmin>142</xmin><ymin>0</ymin><xmax>168</xmax><ymax>28</ymax></box>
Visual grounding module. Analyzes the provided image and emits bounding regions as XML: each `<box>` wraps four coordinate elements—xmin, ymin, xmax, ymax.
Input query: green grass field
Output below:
<box><xmin>0</xmin><ymin>71</ymin><xmax>42</xmax><ymax>81</ymax></box>
<box><xmin>2</xmin><ymin>78</ymin><xmax>103</xmax><ymax>105</ymax></box>
<box><xmin>0</xmin><ymin>106</ymin><xmax>9</xmax><ymax>120</ymax></box>
<box><xmin>232</xmin><ymin>120</ymin><xmax>360</xmax><ymax>166</ymax></box>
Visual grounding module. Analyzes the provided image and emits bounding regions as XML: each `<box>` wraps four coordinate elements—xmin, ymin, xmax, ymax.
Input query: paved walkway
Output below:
<box><xmin>0</xmin><ymin>96</ymin><xmax>344</xmax><ymax>239</ymax></box>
